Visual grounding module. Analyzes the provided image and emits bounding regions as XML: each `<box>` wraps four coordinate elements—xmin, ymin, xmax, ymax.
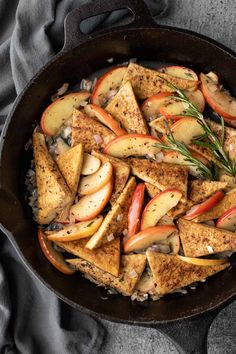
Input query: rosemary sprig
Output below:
<box><xmin>154</xmin><ymin>122</ymin><xmax>217</xmax><ymax>180</ymax></box>
<box><xmin>158</xmin><ymin>76</ymin><xmax>236</xmax><ymax>177</ymax></box>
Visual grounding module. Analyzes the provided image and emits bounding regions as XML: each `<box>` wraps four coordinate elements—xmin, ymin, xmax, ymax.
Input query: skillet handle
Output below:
<box><xmin>153</xmin><ymin>308</ymin><xmax>221</xmax><ymax>354</ymax></box>
<box><xmin>63</xmin><ymin>0</ymin><xmax>157</xmax><ymax>51</ymax></box>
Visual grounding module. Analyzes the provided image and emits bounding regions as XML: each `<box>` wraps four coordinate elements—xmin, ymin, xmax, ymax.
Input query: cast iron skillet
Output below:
<box><xmin>1</xmin><ymin>1</ymin><xmax>236</xmax><ymax>353</ymax></box>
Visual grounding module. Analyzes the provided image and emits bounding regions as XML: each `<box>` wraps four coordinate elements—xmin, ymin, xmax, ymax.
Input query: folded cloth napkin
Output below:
<box><xmin>0</xmin><ymin>1</ymin><xmax>168</xmax><ymax>353</ymax></box>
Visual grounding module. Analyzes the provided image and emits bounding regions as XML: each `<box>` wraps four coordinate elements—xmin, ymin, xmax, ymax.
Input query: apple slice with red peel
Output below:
<box><xmin>41</xmin><ymin>92</ymin><xmax>90</xmax><ymax>136</ymax></box>
<box><xmin>141</xmin><ymin>93</ymin><xmax>174</xmax><ymax>120</ymax></box>
<box><xmin>200</xmin><ymin>72</ymin><xmax>236</xmax><ymax>120</ymax></box>
<box><xmin>177</xmin><ymin>255</ymin><xmax>228</xmax><ymax>266</ymax></box>
<box><xmin>47</xmin><ymin>216</ymin><xmax>103</xmax><ymax>242</ymax></box>
<box><xmin>38</xmin><ymin>229</ymin><xmax>75</xmax><ymax>274</ymax></box>
<box><xmin>184</xmin><ymin>89</ymin><xmax>205</xmax><ymax>112</ymax></box>
<box><xmin>128</xmin><ymin>183</ymin><xmax>146</xmax><ymax>238</ymax></box>
<box><xmin>170</xmin><ymin>118</ymin><xmax>205</xmax><ymax>144</ymax></box>
<box><xmin>81</xmin><ymin>153</ymin><xmax>101</xmax><ymax>175</ymax></box>
<box><xmin>184</xmin><ymin>191</ymin><xmax>225</xmax><ymax>220</ymax></box>
<box><xmin>78</xmin><ymin>162</ymin><xmax>113</xmax><ymax>195</ymax></box>
<box><xmin>84</xmin><ymin>104</ymin><xmax>126</xmax><ymax>136</ymax></box>
<box><xmin>141</xmin><ymin>189</ymin><xmax>182</xmax><ymax>230</ymax></box>
<box><xmin>70</xmin><ymin>179</ymin><xmax>113</xmax><ymax>221</ymax></box>
<box><xmin>123</xmin><ymin>225</ymin><xmax>177</xmax><ymax>253</ymax></box>
<box><xmin>104</xmin><ymin>134</ymin><xmax>161</xmax><ymax>158</ymax></box>
<box><xmin>216</xmin><ymin>207</ymin><xmax>236</xmax><ymax>231</ymax></box>
<box><xmin>158</xmin><ymin>66</ymin><xmax>198</xmax><ymax>81</ymax></box>
<box><xmin>91</xmin><ymin>66</ymin><xmax>127</xmax><ymax>106</ymax></box>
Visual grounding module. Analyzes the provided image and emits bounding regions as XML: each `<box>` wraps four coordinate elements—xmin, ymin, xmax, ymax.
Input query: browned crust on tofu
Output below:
<box><xmin>146</xmin><ymin>251</ymin><xmax>229</xmax><ymax>295</ymax></box>
<box><xmin>67</xmin><ymin>254</ymin><xmax>146</xmax><ymax>296</ymax></box>
<box><xmin>189</xmin><ymin>180</ymin><xmax>228</xmax><ymax>203</ymax></box>
<box><xmin>54</xmin><ymin>237</ymin><xmax>120</xmax><ymax>276</ymax></box>
<box><xmin>167</xmin><ymin>200</ymin><xmax>194</xmax><ymax>219</ymax></box>
<box><xmin>178</xmin><ymin>218</ymin><xmax>236</xmax><ymax>257</ymax></box>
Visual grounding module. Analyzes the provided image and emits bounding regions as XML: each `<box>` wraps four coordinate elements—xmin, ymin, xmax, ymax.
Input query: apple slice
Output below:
<box><xmin>84</xmin><ymin>104</ymin><xmax>126</xmax><ymax>136</ymax></box>
<box><xmin>38</xmin><ymin>229</ymin><xmax>75</xmax><ymax>274</ymax></box>
<box><xmin>70</xmin><ymin>179</ymin><xmax>113</xmax><ymax>221</ymax></box>
<box><xmin>41</xmin><ymin>92</ymin><xmax>90</xmax><ymax>136</ymax></box>
<box><xmin>140</xmin><ymin>189</ymin><xmax>182</xmax><ymax>230</ymax></box>
<box><xmin>141</xmin><ymin>93</ymin><xmax>174</xmax><ymax>120</ymax></box>
<box><xmin>158</xmin><ymin>66</ymin><xmax>198</xmax><ymax>81</ymax></box>
<box><xmin>184</xmin><ymin>191</ymin><xmax>225</xmax><ymax>220</ymax></box>
<box><xmin>200</xmin><ymin>72</ymin><xmax>236</xmax><ymax>120</ymax></box>
<box><xmin>128</xmin><ymin>183</ymin><xmax>146</xmax><ymax>238</ymax></box>
<box><xmin>184</xmin><ymin>89</ymin><xmax>205</xmax><ymax>112</ymax></box>
<box><xmin>47</xmin><ymin>216</ymin><xmax>103</xmax><ymax>242</ymax></box>
<box><xmin>92</xmin><ymin>66</ymin><xmax>127</xmax><ymax>106</ymax></box>
<box><xmin>123</xmin><ymin>225</ymin><xmax>177</xmax><ymax>253</ymax></box>
<box><xmin>78</xmin><ymin>162</ymin><xmax>113</xmax><ymax>195</ymax></box>
<box><xmin>216</xmin><ymin>207</ymin><xmax>236</xmax><ymax>231</ymax></box>
<box><xmin>170</xmin><ymin>118</ymin><xmax>204</xmax><ymax>144</ymax></box>
<box><xmin>177</xmin><ymin>255</ymin><xmax>228</xmax><ymax>266</ymax></box>
<box><xmin>104</xmin><ymin>134</ymin><xmax>161</xmax><ymax>158</ymax></box>
<box><xmin>169</xmin><ymin>233</ymin><xmax>180</xmax><ymax>254</ymax></box>
<box><xmin>81</xmin><ymin>153</ymin><xmax>101</xmax><ymax>175</ymax></box>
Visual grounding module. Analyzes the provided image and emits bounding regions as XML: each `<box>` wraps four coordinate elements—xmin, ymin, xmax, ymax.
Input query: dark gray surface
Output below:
<box><xmin>100</xmin><ymin>1</ymin><xmax>236</xmax><ymax>353</ymax></box>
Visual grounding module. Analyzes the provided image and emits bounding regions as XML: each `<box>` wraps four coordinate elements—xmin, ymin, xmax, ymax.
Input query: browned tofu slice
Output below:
<box><xmin>189</xmin><ymin>180</ymin><xmax>228</xmax><ymax>203</ymax></box>
<box><xmin>92</xmin><ymin>150</ymin><xmax>130</xmax><ymax>204</ymax></box>
<box><xmin>85</xmin><ymin>177</ymin><xmax>136</xmax><ymax>250</ymax></box>
<box><xmin>178</xmin><ymin>218</ymin><xmax>236</xmax><ymax>257</ymax></box>
<box><xmin>33</xmin><ymin>132</ymin><xmax>72</xmax><ymax>225</ymax></box>
<box><xmin>146</xmin><ymin>251</ymin><xmax>229</xmax><ymax>295</ymax></box>
<box><xmin>71</xmin><ymin>109</ymin><xmax>115</xmax><ymax>152</ymax></box>
<box><xmin>167</xmin><ymin>200</ymin><xmax>194</xmax><ymax>219</ymax></box>
<box><xmin>54</xmin><ymin>237</ymin><xmax>120</xmax><ymax>276</ymax></box>
<box><xmin>122</xmin><ymin>63</ymin><xmax>198</xmax><ymax>99</ymax></box>
<box><xmin>193</xmin><ymin>191</ymin><xmax>236</xmax><ymax>222</ymax></box>
<box><xmin>145</xmin><ymin>182</ymin><xmax>161</xmax><ymax>198</ymax></box>
<box><xmin>67</xmin><ymin>254</ymin><xmax>146</xmax><ymax>296</ymax></box>
<box><xmin>128</xmin><ymin>158</ymin><xmax>188</xmax><ymax>200</ymax></box>
<box><xmin>105</xmin><ymin>81</ymin><xmax>148</xmax><ymax>134</ymax></box>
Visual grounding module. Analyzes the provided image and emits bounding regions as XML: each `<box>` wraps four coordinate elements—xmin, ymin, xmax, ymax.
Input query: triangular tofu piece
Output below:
<box><xmin>122</xmin><ymin>63</ymin><xmax>198</xmax><ymax>99</ymax></box>
<box><xmin>33</xmin><ymin>132</ymin><xmax>72</xmax><ymax>225</ymax></box>
<box><xmin>193</xmin><ymin>191</ymin><xmax>236</xmax><ymax>222</ymax></box>
<box><xmin>167</xmin><ymin>200</ymin><xmax>194</xmax><ymax>219</ymax></box>
<box><xmin>54</xmin><ymin>237</ymin><xmax>120</xmax><ymax>276</ymax></box>
<box><xmin>56</xmin><ymin>144</ymin><xmax>83</xmax><ymax>194</ymax></box>
<box><xmin>189</xmin><ymin>180</ymin><xmax>228</xmax><ymax>203</ymax></box>
<box><xmin>85</xmin><ymin>177</ymin><xmax>136</xmax><ymax>250</ymax></box>
<box><xmin>146</xmin><ymin>251</ymin><xmax>229</xmax><ymax>295</ymax></box>
<box><xmin>92</xmin><ymin>150</ymin><xmax>130</xmax><ymax>204</ymax></box>
<box><xmin>67</xmin><ymin>254</ymin><xmax>146</xmax><ymax>296</ymax></box>
<box><xmin>105</xmin><ymin>81</ymin><xmax>148</xmax><ymax>134</ymax></box>
<box><xmin>178</xmin><ymin>218</ymin><xmax>236</xmax><ymax>257</ymax></box>
<box><xmin>128</xmin><ymin>158</ymin><xmax>188</xmax><ymax>200</ymax></box>
<box><xmin>71</xmin><ymin>109</ymin><xmax>115</xmax><ymax>152</ymax></box>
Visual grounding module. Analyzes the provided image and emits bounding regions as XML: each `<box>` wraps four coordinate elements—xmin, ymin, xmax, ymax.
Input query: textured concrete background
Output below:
<box><xmin>100</xmin><ymin>0</ymin><xmax>236</xmax><ymax>353</ymax></box>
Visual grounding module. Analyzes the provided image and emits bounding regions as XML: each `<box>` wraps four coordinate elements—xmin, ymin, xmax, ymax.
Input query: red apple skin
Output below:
<box><xmin>184</xmin><ymin>191</ymin><xmax>225</xmax><ymax>220</ymax></box>
<box><xmin>128</xmin><ymin>183</ymin><xmax>146</xmax><ymax>238</ymax></box>
<box><xmin>216</xmin><ymin>207</ymin><xmax>236</xmax><ymax>231</ymax></box>
<box><xmin>38</xmin><ymin>229</ymin><xmax>75</xmax><ymax>275</ymax></box>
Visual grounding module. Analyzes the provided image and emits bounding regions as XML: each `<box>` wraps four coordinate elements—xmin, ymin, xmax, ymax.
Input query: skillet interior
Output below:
<box><xmin>1</xmin><ymin>27</ymin><xmax>236</xmax><ymax>324</ymax></box>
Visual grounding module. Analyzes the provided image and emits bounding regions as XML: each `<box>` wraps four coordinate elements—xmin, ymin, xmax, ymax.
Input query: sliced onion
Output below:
<box><xmin>93</xmin><ymin>134</ymin><xmax>103</xmax><ymax>144</ymax></box>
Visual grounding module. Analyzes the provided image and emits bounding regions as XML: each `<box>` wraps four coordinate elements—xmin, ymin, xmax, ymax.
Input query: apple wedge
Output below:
<box><xmin>158</xmin><ymin>66</ymin><xmax>198</xmax><ymax>81</ymax></box>
<box><xmin>123</xmin><ymin>225</ymin><xmax>177</xmax><ymax>253</ymax></box>
<box><xmin>177</xmin><ymin>255</ymin><xmax>228</xmax><ymax>266</ymax></box>
<box><xmin>92</xmin><ymin>66</ymin><xmax>127</xmax><ymax>106</ymax></box>
<box><xmin>169</xmin><ymin>233</ymin><xmax>180</xmax><ymax>254</ymax></box>
<box><xmin>47</xmin><ymin>216</ymin><xmax>103</xmax><ymax>242</ymax></box>
<box><xmin>41</xmin><ymin>92</ymin><xmax>90</xmax><ymax>136</ymax></box>
<box><xmin>200</xmin><ymin>72</ymin><xmax>236</xmax><ymax>120</ymax></box>
<box><xmin>81</xmin><ymin>153</ymin><xmax>101</xmax><ymax>175</ymax></box>
<box><xmin>38</xmin><ymin>229</ymin><xmax>75</xmax><ymax>275</ymax></box>
<box><xmin>184</xmin><ymin>89</ymin><xmax>205</xmax><ymax>112</ymax></box>
<box><xmin>84</xmin><ymin>104</ymin><xmax>126</xmax><ymax>136</ymax></box>
<box><xmin>78</xmin><ymin>162</ymin><xmax>113</xmax><ymax>195</ymax></box>
<box><xmin>216</xmin><ymin>207</ymin><xmax>236</xmax><ymax>231</ymax></box>
<box><xmin>104</xmin><ymin>134</ymin><xmax>161</xmax><ymax>158</ymax></box>
<box><xmin>128</xmin><ymin>183</ymin><xmax>146</xmax><ymax>237</ymax></box>
<box><xmin>184</xmin><ymin>191</ymin><xmax>225</xmax><ymax>220</ymax></box>
<box><xmin>170</xmin><ymin>118</ymin><xmax>205</xmax><ymax>144</ymax></box>
<box><xmin>140</xmin><ymin>189</ymin><xmax>182</xmax><ymax>230</ymax></box>
<box><xmin>70</xmin><ymin>179</ymin><xmax>113</xmax><ymax>221</ymax></box>
<box><xmin>141</xmin><ymin>93</ymin><xmax>174</xmax><ymax>120</ymax></box>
